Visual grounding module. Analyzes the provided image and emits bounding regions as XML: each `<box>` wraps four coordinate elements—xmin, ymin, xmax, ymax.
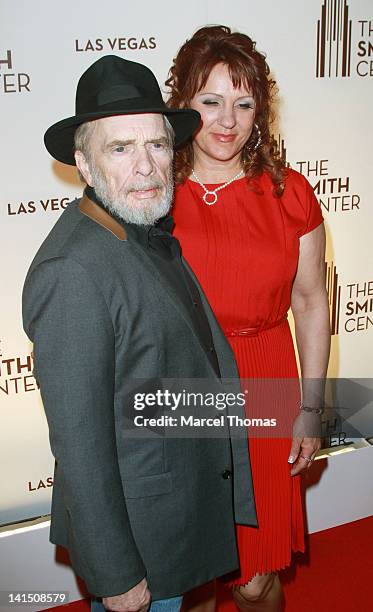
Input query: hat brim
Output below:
<box><xmin>44</xmin><ymin>106</ymin><xmax>200</xmax><ymax>165</ymax></box>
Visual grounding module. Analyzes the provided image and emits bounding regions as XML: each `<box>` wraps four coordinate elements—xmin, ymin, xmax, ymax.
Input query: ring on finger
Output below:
<box><xmin>300</xmin><ymin>455</ymin><xmax>313</xmax><ymax>463</ymax></box>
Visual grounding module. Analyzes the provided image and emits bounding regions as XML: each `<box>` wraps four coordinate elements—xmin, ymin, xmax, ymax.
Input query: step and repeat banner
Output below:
<box><xmin>1</xmin><ymin>0</ymin><xmax>372</xmax><ymax>525</ymax></box>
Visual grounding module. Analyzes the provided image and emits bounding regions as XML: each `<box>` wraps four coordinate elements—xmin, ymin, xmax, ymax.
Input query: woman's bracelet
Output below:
<box><xmin>300</xmin><ymin>404</ymin><xmax>324</xmax><ymax>415</ymax></box>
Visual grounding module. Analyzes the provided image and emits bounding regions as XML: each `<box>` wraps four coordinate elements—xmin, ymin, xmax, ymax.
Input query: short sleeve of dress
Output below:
<box><xmin>298</xmin><ymin>173</ymin><xmax>324</xmax><ymax>236</ymax></box>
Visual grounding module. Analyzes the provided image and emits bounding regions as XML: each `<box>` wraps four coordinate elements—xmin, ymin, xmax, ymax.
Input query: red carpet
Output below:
<box><xmin>47</xmin><ymin>516</ymin><xmax>373</xmax><ymax>612</ymax></box>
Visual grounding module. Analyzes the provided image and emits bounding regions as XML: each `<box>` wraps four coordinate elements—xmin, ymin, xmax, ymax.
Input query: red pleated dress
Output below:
<box><xmin>172</xmin><ymin>169</ymin><xmax>324</xmax><ymax>584</ymax></box>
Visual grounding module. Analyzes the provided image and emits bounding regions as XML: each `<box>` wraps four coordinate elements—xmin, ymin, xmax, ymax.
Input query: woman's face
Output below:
<box><xmin>189</xmin><ymin>63</ymin><xmax>256</xmax><ymax>165</ymax></box>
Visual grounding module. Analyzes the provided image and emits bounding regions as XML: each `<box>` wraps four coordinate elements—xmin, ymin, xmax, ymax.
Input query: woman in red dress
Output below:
<box><xmin>166</xmin><ymin>26</ymin><xmax>330</xmax><ymax>611</ymax></box>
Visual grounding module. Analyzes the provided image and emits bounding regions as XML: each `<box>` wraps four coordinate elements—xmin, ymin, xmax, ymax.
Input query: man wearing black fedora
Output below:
<box><xmin>22</xmin><ymin>55</ymin><xmax>257</xmax><ymax>612</ymax></box>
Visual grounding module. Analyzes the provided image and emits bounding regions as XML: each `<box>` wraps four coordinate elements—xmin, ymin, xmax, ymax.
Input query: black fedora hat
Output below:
<box><xmin>44</xmin><ymin>55</ymin><xmax>200</xmax><ymax>165</ymax></box>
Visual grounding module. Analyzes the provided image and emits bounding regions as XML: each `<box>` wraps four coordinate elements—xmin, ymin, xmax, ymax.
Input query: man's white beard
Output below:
<box><xmin>89</xmin><ymin>162</ymin><xmax>174</xmax><ymax>226</ymax></box>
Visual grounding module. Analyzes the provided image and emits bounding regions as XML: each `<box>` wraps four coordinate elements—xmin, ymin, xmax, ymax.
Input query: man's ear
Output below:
<box><xmin>75</xmin><ymin>150</ymin><xmax>93</xmax><ymax>186</ymax></box>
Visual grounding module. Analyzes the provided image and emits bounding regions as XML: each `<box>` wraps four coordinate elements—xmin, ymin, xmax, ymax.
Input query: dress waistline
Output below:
<box><xmin>224</xmin><ymin>314</ymin><xmax>288</xmax><ymax>338</ymax></box>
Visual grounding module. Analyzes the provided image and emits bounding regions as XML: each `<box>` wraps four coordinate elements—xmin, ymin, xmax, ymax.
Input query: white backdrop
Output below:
<box><xmin>1</xmin><ymin>0</ymin><xmax>372</xmax><ymax>525</ymax></box>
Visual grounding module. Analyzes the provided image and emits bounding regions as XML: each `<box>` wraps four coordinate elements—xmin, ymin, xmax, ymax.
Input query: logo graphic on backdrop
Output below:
<box><xmin>0</xmin><ymin>353</ymin><xmax>39</xmax><ymax>396</ymax></box>
<box><xmin>296</xmin><ymin>158</ymin><xmax>361</xmax><ymax>214</ymax></box>
<box><xmin>272</xmin><ymin>134</ymin><xmax>291</xmax><ymax>167</ymax></box>
<box><xmin>316</xmin><ymin>1</ymin><xmax>373</xmax><ymax>78</ymax></box>
<box><xmin>326</xmin><ymin>264</ymin><xmax>373</xmax><ymax>335</ymax></box>
<box><xmin>0</xmin><ymin>50</ymin><xmax>30</xmax><ymax>93</ymax></box>
<box><xmin>74</xmin><ymin>36</ymin><xmax>157</xmax><ymax>53</ymax></box>
<box><xmin>5</xmin><ymin>196</ymin><xmax>75</xmax><ymax>217</ymax></box>
<box><xmin>326</xmin><ymin>262</ymin><xmax>342</xmax><ymax>335</ymax></box>
<box><xmin>316</xmin><ymin>0</ymin><xmax>352</xmax><ymax>77</ymax></box>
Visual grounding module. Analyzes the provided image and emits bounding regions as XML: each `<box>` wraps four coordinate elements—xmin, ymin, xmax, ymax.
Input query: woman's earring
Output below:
<box><xmin>243</xmin><ymin>123</ymin><xmax>262</xmax><ymax>164</ymax></box>
<box><xmin>251</xmin><ymin>123</ymin><xmax>262</xmax><ymax>152</ymax></box>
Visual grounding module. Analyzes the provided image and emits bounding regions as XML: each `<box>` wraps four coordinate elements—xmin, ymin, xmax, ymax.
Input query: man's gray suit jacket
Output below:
<box><xmin>22</xmin><ymin>196</ymin><xmax>257</xmax><ymax>600</ymax></box>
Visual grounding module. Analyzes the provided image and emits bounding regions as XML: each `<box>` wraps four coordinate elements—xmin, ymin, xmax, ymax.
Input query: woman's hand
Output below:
<box><xmin>288</xmin><ymin>411</ymin><xmax>322</xmax><ymax>476</ymax></box>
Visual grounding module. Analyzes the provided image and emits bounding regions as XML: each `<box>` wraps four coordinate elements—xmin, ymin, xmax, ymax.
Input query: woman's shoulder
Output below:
<box><xmin>282</xmin><ymin>167</ymin><xmax>313</xmax><ymax>193</ymax></box>
<box><xmin>278</xmin><ymin>169</ymin><xmax>324</xmax><ymax>235</ymax></box>
<box><xmin>254</xmin><ymin>168</ymin><xmax>315</xmax><ymax>205</ymax></box>
<box><xmin>254</xmin><ymin>168</ymin><xmax>310</xmax><ymax>194</ymax></box>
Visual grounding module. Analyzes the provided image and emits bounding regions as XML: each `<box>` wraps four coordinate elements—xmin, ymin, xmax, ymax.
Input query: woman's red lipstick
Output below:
<box><xmin>211</xmin><ymin>133</ymin><xmax>236</xmax><ymax>142</ymax></box>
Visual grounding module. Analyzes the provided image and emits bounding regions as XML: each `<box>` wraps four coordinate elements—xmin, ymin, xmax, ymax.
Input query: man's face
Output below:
<box><xmin>75</xmin><ymin>113</ymin><xmax>174</xmax><ymax>225</ymax></box>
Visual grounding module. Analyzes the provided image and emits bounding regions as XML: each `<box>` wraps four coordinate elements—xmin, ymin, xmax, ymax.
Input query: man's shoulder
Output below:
<box><xmin>27</xmin><ymin>197</ymin><xmax>125</xmax><ymax>275</ymax></box>
<box><xmin>28</xmin><ymin>198</ymin><xmax>84</xmax><ymax>270</ymax></box>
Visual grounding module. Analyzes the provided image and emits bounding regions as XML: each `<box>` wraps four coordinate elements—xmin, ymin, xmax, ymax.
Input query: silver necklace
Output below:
<box><xmin>191</xmin><ymin>169</ymin><xmax>244</xmax><ymax>205</ymax></box>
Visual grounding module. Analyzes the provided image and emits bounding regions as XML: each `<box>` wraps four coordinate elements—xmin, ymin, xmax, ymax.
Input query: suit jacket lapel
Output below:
<box><xmin>129</xmin><ymin>239</ymin><xmax>221</xmax><ymax>378</ymax></box>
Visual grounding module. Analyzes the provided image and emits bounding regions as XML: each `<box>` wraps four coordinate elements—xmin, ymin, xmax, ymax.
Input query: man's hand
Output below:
<box><xmin>103</xmin><ymin>578</ymin><xmax>151</xmax><ymax>612</ymax></box>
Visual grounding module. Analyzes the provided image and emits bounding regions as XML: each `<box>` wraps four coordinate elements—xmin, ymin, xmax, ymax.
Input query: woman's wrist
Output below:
<box><xmin>300</xmin><ymin>404</ymin><xmax>324</xmax><ymax>415</ymax></box>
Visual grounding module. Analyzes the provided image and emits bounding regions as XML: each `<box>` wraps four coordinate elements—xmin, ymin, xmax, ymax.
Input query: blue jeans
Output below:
<box><xmin>91</xmin><ymin>595</ymin><xmax>183</xmax><ymax>612</ymax></box>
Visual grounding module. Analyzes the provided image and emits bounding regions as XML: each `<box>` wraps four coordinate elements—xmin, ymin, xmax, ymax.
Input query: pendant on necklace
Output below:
<box><xmin>203</xmin><ymin>192</ymin><xmax>218</xmax><ymax>205</ymax></box>
<box><xmin>192</xmin><ymin>169</ymin><xmax>244</xmax><ymax>206</ymax></box>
